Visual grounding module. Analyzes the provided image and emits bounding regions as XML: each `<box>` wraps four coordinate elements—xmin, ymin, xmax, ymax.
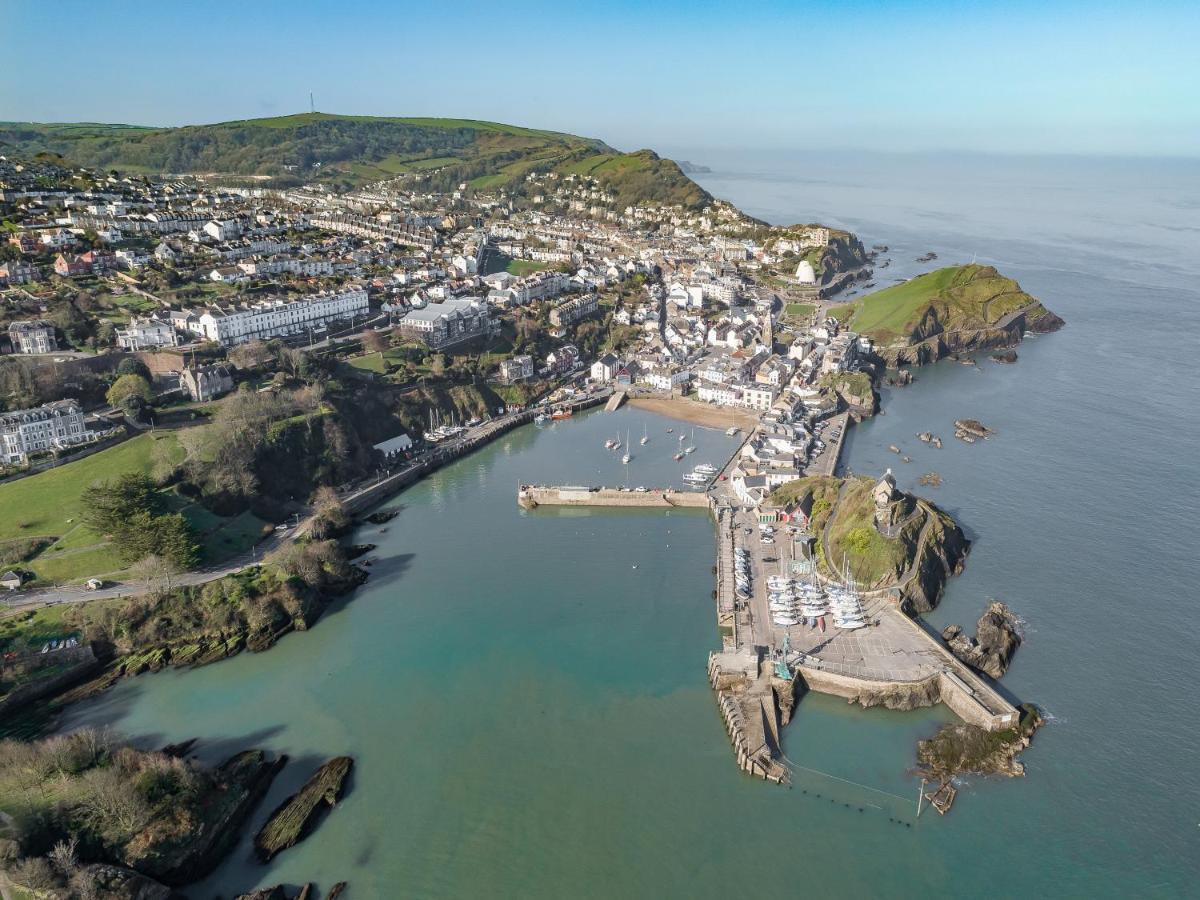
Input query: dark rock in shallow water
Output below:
<box><xmin>254</xmin><ymin>756</ymin><xmax>354</xmax><ymax>862</ymax></box>
<box><xmin>344</xmin><ymin>543</ymin><xmax>376</xmax><ymax>560</ymax></box>
<box><xmin>364</xmin><ymin>509</ymin><xmax>398</xmax><ymax>525</ymax></box>
<box><xmin>991</xmin><ymin>349</ymin><xmax>1018</xmax><ymax>364</ymax></box>
<box><xmin>942</xmin><ymin>601</ymin><xmax>1021</xmax><ymax>678</ymax></box>
<box><xmin>235</xmin><ymin>889</ymin><xmax>289</xmax><ymax>900</ymax></box>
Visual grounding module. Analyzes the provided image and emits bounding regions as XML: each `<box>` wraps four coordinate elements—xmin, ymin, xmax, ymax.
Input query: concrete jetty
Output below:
<box><xmin>604</xmin><ymin>390</ymin><xmax>627</xmax><ymax>411</ymax></box>
<box><xmin>518</xmin><ymin>485</ymin><xmax>710</xmax><ymax>509</ymax></box>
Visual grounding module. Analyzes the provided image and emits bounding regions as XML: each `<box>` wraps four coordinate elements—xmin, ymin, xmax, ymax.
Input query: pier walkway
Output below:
<box><xmin>518</xmin><ymin>485</ymin><xmax>709</xmax><ymax>509</ymax></box>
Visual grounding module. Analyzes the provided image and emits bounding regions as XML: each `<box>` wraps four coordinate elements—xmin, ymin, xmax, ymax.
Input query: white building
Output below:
<box><xmin>0</xmin><ymin>401</ymin><xmax>91</xmax><ymax>465</ymax></box>
<box><xmin>195</xmin><ymin>288</ymin><xmax>369</xmax><ymax>346</ymax></box>
<box><xmin>116</xmin><ymin>315</ymin><xmax>179</xmax><ymax>351</ymax></box>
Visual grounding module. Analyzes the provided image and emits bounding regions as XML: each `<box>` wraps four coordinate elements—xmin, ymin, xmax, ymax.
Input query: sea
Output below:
<box><xmin>61</xmin><ymin>150</ymin><xmax>1200</xmax><ymax>898</ymax></box>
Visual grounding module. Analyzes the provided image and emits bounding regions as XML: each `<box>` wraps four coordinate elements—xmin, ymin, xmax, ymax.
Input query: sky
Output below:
<box><xmin>3</xmin><ymin>0</ymin><xmax>1198</xmax><ymax>158</ymax></box>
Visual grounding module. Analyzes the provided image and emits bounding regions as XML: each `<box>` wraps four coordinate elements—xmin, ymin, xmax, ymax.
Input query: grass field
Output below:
<box><xmin>848</xmin><ymin>264</ymin><xmax>1041</xmax><ymax>343</ymax></box>
<box><xmin>784</xmin><ymin>302</ymin><xmax>816</xmax><ymax>319</ymax></box>
<box><xmin>0</xmin><ymin>434</ymin><xmax>183</xmax><ymax>540</ymax></box>
<box><xmin>0</xmin><ymin>432</ymin><xmax>268</xmax><ymax>584</ymax></box>
<box><xmin>848</xmin><ymin>268</ymin><xmax>962</xmax><ymax>341</ymax></box>
<box><xmin>506</xmin><ymin>258</ymin><xmax>547</xmax><ymax>276</ymax></box>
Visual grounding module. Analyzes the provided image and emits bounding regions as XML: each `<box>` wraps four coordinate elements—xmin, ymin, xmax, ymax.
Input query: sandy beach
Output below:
<box><xmin>627</xmin><ymin>395</ymin><xmax>759</xmax><ymax>430</ymax></box>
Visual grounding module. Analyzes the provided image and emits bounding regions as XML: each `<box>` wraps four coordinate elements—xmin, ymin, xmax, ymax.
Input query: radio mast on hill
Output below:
<box><xmin>310</xmin><ymin>92</ymin><xmax>315</xmax><ymax>114</ymax></box>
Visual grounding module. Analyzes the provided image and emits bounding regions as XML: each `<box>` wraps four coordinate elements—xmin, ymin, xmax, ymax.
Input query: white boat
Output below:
<box><xmin>682</xmin><ymin>472</ymin><xmax>708</xmax><ymax>484</ymax></box>
<box><xmin>640</xmin><ymin>424</ymin><xmax>649</xmax><ymax>446</ymax></box>
<box><xmin>694</xmin><ymin>463</ymin><xmax>717</xmax><ymax>475</ymax></box>
<box><xmin>534</xmin><ymin>413</ymin><xmax>549</xmax><ymax>425</ymax></box>
<box><xmin>622</xmin><ymin>431</ymin><xmax>631</xmax><ymax>464</ymax></box>
<box><xmin>726</xmin><ymin>427</ymin><xmax>739</xmax><ymax>436</ymax></box>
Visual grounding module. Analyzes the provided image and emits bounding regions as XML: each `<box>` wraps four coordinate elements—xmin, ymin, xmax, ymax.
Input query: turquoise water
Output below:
<box><xmin>64</xmin><ymin>153</ymin><xmax>1200</xmax><ymax>897</ymax></box>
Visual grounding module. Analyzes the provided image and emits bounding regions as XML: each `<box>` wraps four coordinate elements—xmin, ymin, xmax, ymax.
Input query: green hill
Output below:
<box><xmin>847</xmin><ymin>265</ymin><xmax>1063</xmax><ymax>360</ymax></box>
<box><xmin>0</xmin><ymin>113</ymin><xmax>711</xmax><ymax>208</ymax></box>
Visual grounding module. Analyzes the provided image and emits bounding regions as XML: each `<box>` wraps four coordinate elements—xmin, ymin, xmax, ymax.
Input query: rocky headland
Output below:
<box><xmin>846</xmin><ymin>264</ymin><xmax>1064</xmax><ymax>368</ymax></box>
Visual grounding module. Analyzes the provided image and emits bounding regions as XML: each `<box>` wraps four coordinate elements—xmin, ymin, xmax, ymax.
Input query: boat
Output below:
<box><xmin>534</xmin><ymin>413</ymin><xmax>549</xmax><ymax>425</ymax></box>
<box><xmin>694</xmin><ymin>463</ymin><xmax>717</xmax><ymax>475</ymax></box>
<box><xmin>725</xmin><ymin>427</ymin><xmax>739</xmax><ymax>436</ymax></box>
<box><xmin>682</xmin><ymin>472</ymin><xmax>708</xmax><ymax>484</ymax></box>
<box><xmin>666</xmin><ymin>427</ymin><xmax>674</xmax><ymax>433</ymax></box>
<box><xmin>673</xmin><ymin>452</ymin><xmax>685</xmax><ymax>461</ymax></box>
<box><xmin>612</xmin><ymin>431</ymin><xmax>622</xmax><ymax>450</ymax></box>
<box><xmin>604</xmin><ymin>438</ymin><xmax>616</xmax><ymax>449</ymax></box>
<box><xmin>640</xmin><ymin>424</ymin><xmax>649</xmax><ymax>446</ymax></box>
<box><xmin>551</xmin><ymin>409</ymin><xmax>572</xmax><ymax>420</ymax></box>
<box><xmin>622</xmin><ymin>431</ymin><xmax>631</xmax><ymax>464</ymax></box>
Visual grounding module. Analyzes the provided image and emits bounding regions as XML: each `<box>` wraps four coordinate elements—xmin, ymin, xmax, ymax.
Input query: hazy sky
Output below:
<box><xmin>3</xmin><ymin>0</ymin><xmax>1197</xmax><ymax>157</ymax></box>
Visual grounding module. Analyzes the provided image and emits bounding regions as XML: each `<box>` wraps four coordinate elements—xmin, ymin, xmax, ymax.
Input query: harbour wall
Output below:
<box><xmin>518</xmin><ymin>485</ymin><xmax>710</xmax><ymax>509</ymax></box>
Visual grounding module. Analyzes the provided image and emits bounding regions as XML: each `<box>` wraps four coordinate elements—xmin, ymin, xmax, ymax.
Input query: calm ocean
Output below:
<box><xmin>64</xmin><ymin>151</ymin><xmax>1200</xmax><ymax>898</ymax></box>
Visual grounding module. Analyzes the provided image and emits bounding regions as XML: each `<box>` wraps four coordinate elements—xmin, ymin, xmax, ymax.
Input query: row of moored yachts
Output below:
<box><xmin>767</xmin><ymin>574</ymin><xmax>868</xmax><ymax>630</ymax></box>
<box><xmin>734</xmin><ymin>547</ymin><xmax>868</xmax><ymax>631</ymax></box>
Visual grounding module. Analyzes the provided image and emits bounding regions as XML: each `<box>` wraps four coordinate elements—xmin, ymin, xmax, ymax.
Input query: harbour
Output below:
<box><xmin>48</xmin><ymin>154</ymin><xmax>1200</xmax><ymax>899</ymax></box>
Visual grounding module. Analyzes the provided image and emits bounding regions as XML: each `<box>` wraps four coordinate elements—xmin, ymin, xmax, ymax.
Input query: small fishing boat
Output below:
<box><xmin>551</xmin><ymin>409</ymin><xmax>572</xmax><ymax>420</ymax></box>
<box><xmin>673</xmin><ymin>451</ymin><xmax>685</xmax><ymax>461</ymax></box>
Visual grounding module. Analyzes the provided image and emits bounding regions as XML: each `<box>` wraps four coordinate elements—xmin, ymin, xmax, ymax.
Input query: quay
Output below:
<box><xmin>517</xmin><ymin>484</ymin><xmax>709</xmax><ymax>509</ymax></box>
<box><xmin>341</xmin><ymin>390</ymin><xmax>610</xmax><ymax>515</ymax></box>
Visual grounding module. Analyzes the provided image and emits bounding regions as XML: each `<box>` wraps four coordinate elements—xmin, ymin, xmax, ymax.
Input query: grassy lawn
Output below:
<box><xmin>198</xmin><ymin>509</ymin><xmax>270</xmax><ymax>560</ymax></box>
<box><xmin>785</xmin><ymin>302</ymin><xmax>816</xmax><ymax>319</ymax></box>
<box><xmin>824</xmin><ymin>303</ymin><xmax>856</xmax><ymax>323</ymax></box>
<box><xmin>826</xmin><ymin>480</ymin><xmax>912</xmax><ymax>587</ymax></box>
<box><xmin>848</xmin><ymin>264</ymin><xmax>1040</xmax><ymax>343</ymax></box>
<box><xmin>0</xmin><ymin>434</ymin><xmax>183</xmax><ymax>541</ymax></box>
<box><xmin>0</xmin><ymin>432</ymin><xmax>267</xmax><ymax>585</ymax></box>
<box><xmin>347</xmin><ymin>351</ymin><xmax>387</xmax><ymax>374</ymax></box>
<box><xmin>506</xmin><ymin>258</ymin><xmax>547</xmax><ymax>277</ymax></box>
<box><xmin>848</xmin><ymin>267</ymin><xmax>961</xmax><ymax>341</ymax></box>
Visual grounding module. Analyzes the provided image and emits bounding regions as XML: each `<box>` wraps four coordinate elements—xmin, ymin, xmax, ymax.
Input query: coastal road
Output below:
<box><xmin>1</xmin><ymin>385</ymin><xmax>606</xmax><ymax>617</ymax></box>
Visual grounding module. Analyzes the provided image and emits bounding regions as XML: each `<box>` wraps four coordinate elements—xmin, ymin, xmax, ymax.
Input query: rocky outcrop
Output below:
<box><xmin>877</xmin><ymin>304</ymin><xmax>1064</xmax><ymax>368</ymax></box>
<box><xmin>234</xmin><ymin>883</ymin><xmax>348</xmax><ymax>900</ymax></box>
<box><xmin>898</xmin><ymin>501</ymin><xmax>970</xmax><ymax>614</ymax></box>
<box><xmin>254</xmin><ymin>757</ymin><xmax>353</xmax><ymax>862</ymax></box>
<box><xmin>917</xmin><ymin>704</ymin><xmax>1042</xmax><ymax>781</ymax></box>
<box><xmin>71</xmin><ymin>864</ymin><xmax>181</xmax><ymax>900</ymax></box>
<box><xmin>849</xmin><ymin>676</ymin><xmax>942</xmax><ymax>712</ymax></box>
<box><xmin>942</xmin><ymin>601</ymin><xmax>1021</xmax><ymax>679</ymax></box>
<box><xmin>991</xmin><ymin>349</ymin><xmax>1018</xmax><ymax>364</ymax></box>
<box><xmin>144</xmin><ymin>750</ymin><xmax>286</xmax><ymax>886</ymax></box>
<box><xmin>954</xmin><ymin>419</ymin><xmax>993</xmax><ymax>440</ymax></box>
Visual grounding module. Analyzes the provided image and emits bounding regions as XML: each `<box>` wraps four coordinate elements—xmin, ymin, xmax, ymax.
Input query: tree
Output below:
<box><xmin>106</xmin><ymin>374</ymin><xmax>152</xmax><ymax>409</ymax></box>
<box><xmin>116</xmin><ymin>357</ymin><xmax>151</xmax><ymax>379</ymax></box>
<box><xmin>360</xmin><ymin>329</ymin><xmax>388</xmax><ymax>355</ymax></box>
<box><xmin>81</xmin><ymin>474</ymin><xmax>158</xmax><ymax>537</ymax></box>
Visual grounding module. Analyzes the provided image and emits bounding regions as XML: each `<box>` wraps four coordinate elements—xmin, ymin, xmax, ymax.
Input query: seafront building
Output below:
<box><xmin>396</xmin><ymin>297</ymin><xmax>492</xmax><ymax>350</ymax></box>
<box><xmin>0</xmin><ymin>400</ymin><xmax>91</xmax><ymax>464</ymax></box>
<box><xmin>193</xmin><ymin>288</ymin><xmax>369</xmax><ymax>346</ymax></box>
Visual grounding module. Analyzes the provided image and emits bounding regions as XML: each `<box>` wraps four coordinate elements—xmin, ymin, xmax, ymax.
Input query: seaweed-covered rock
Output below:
<box><xmin>254</xmin><ymin>757</ymin><xmax>354</xmax><ymax>862</ymax></box>
<box><xmin>917</xmin><ymin>704</ymin><xmax>1042</xmax><ymax>781</ymax></box>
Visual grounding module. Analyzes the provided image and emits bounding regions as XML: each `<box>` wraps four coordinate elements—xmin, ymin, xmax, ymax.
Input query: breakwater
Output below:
<box><xmin>517</xmin><ymin>485</ymin><xmax>710</xmax><ymax>510</ymax></box>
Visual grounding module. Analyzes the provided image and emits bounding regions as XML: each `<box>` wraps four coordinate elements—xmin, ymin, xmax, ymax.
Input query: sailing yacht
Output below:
<box><xmin>640</xmin><ymin>424</ymin><xmax>649</xmax><ymax>445</ymax></box>
<box><xmin>684</xmin><ymin>428</ymin><xmax>696</xmax><ymax>454</ymax></box>
<box><xmin>622</xmin><ymin>431</ymin><xmax>631</xmax><ymax>464</ymax></box>
<box><xmin>612</xmin><ymin>431</ymin><xmax>621</xmax><ymax>451</ymax></box>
